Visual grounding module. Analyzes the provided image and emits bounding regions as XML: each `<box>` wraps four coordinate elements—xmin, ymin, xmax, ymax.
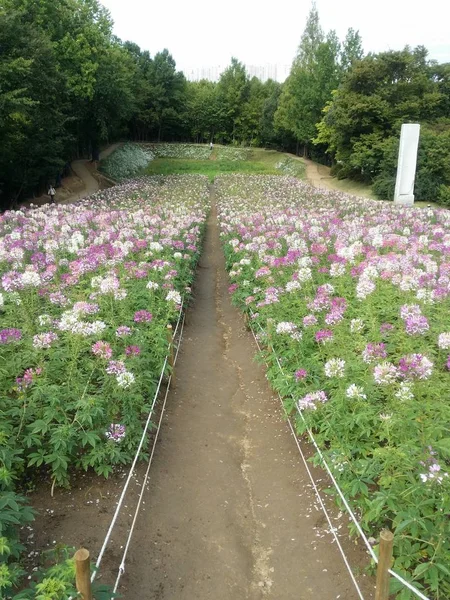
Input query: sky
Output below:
<box><xmin>100</xmin><ymin>0</ymin><xmax>450</xmax><ymax>78</ymax></box>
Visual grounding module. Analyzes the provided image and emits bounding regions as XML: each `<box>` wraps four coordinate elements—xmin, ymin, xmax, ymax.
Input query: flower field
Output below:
<box><xmin>214</xmin><ymin>147</ymin><xmax>251</xmax><ymax>161</ymax></box>
<box><xmin>0</xmin><ymin>175</ymin><xmax>209</xmax><ymax>596</ymax></box>
<box><xmin>217</xmin><ymin>175</ymin><xmax>450</xmax><ymax>599</ymax></box>
<box><xmin>143</xmin><ymin>143</ymin><xmax>211</xmax><ymax>160</ymax></box>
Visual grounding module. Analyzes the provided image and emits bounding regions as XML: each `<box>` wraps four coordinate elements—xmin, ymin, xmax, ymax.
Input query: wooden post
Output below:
<box><xmin>166</xmin><ymin>324</ymin><xmax>175</xmax><ymax>387</ymax></box>
<box><xmin>74</xmin><ymin>548</ymin><xmax>92</xmax><ymax>600</ymax></box>
<box><xmin>375</xmin><ymin>529</ymin><xmax>394</xmax><ymax>600</ymax></box>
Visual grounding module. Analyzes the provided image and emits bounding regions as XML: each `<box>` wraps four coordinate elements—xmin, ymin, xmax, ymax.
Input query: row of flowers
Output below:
<box><xmin>143</xmin><ymin>143</ymin><xmax>211</xmax><ymax>160</ymax></box>
<box><xmin>0</xmin><ymin>174</ymin><xmax>209</xmax><ymax>487</ymax></box>
<box><xmin>1</xmin><ymin>174</ymin><xmax>210</xmax><ymax>598</ymax></box>
<box><xmin>216</xmin><ymin>174</ymin><xmax>450</xmax><ymax>599</ymax></box>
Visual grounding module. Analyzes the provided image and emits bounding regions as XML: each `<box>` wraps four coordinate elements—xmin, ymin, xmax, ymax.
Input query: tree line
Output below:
<box><xmin>1</xmin><ymin>0</ymin><xmax>449</xmax><ymax>209</ymax></box>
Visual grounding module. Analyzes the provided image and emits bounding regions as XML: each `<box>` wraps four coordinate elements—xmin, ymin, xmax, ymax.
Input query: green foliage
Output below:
<box><xmin>316</xmin><ymin>47</ymin><xmax>450</xmax><ymax>204</ymax></box>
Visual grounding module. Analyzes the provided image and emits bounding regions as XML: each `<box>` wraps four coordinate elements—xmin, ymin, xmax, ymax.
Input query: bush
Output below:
<box><xmin>100</xmin><ymin>144</ymin><xmax>154</xmax><ymax>180</ymax></box>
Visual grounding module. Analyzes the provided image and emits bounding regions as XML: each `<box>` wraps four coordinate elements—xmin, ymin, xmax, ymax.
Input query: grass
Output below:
<box><xmin>141</xmin><ymin>146</ymin><xmax>307</xmax><ymax>181</ymax></box>
<box><xmin>144</xmin><ymin>157</ymin><xmax>279</xmax><ymax>180</ymax></box>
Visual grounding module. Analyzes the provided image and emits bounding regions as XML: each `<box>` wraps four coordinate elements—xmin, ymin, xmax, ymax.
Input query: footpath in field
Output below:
<box><xmin>118</xmin><ymin>190</ymin><xmax>374</xmax><ymax>599</ymax></box>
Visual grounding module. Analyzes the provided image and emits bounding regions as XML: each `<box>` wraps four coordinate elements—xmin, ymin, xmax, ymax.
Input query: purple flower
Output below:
<box><xmin>405</xmin><ymin>315</ymin><xmax>429</xmax><ymax>336</ymax></box>
<box><xmin>295</xmin><ymin>369</ymin><xmax>307</xmax><ymax>381</ymax></box>
<box><xmin>380</xmin><ymin>323</ymin><xmax>394</xmax><ymax>334</ymax></box>
<box><xmin>105</xmin><ymin>423</ymin><xmax>126</xmax><ymax>442</ymax></box>
<box><xmin>33</xmin><ymin>332</ymin><xmax>59</xmax><ymax>349</ymax></box>
<box><xmin>298</xmin><ymin>390</ymin><xmax>328</xmax><ymax>411</ymax></box>
<box><xmin>106</xmin><ymin>360</ymin><xmax>126</xmax><ymax>375</ymax></box>
<box><xmin>362</xmin><ymin>343</ymin><xmax>387</xmax><ymax>364</ymax></box>
<box><xmin>116</xmin><ymin>325</ymin><xmax>132</xmax><ymax>337</ymax></box>
<box><xmin>398</xmin><ymin>354</ymin><xmax>433</xmax><ymax>380</ymax></box>
<box><xmin>0</xmin><ymin>328</ymin><xmax>22</xmax><ymax>344</ymax></box>
<box><xmin>125</xmin><ymin>345</ymin><xmax>141</xmax><ymax>356</ymax></box>
<box><xmin>303</xmin><ymin>314</ymin><xmax>318</xmax><ymax>327</ymax></box>
<box><xmin>134</xmin><ymin>310</ymin><xmax>153</xmax><ymax>323</ymax></box>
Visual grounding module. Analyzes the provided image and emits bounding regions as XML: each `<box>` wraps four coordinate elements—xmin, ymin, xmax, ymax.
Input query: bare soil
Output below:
<box><xmin>26</xmin><ymin>187</ymin><xmax>375</xmax><ymax>599</ymax></box>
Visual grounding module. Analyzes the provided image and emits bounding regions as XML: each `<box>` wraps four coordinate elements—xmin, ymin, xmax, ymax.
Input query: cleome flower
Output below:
<box><xmin>105</xmin><ymin>424</ymin><xmax>126</xmax><ymax>442</ymax></box>
<box><xmin>276</xmin><ymin>321</ymin><xmax>297</xmax><ymax>335</ymax></box>
<box><xmin>346</xmin><ymin>384</ymin><xmax>367</xmax><ymax>400</ymax></box>
<box><xmin>373</xmin><ymin>362</ymin><xmax>398</xmax><ymax>385</ymax></box>
<box><xmin>298</xmin><ymin>390</ymin><xmax>328</xmax><ymax>411</ymax></box>
<box><xmin>324</xmin><ymin>358</ymin><xmax>346</xmax><ymax>378</ymax></box>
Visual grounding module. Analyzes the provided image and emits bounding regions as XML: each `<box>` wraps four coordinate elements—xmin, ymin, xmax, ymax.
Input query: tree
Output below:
<box><xmin>315</xmin><ymin>47</ymin><xmax>450</xmax><ymax>204</ymax></box>
<box><xmin>216</xmin><ymin>58</ymin><xmax>249</xmax><ymax>142</ymax></box>
<box><xmin>341</xmin><ymin>28</ymin><xmax>364</xmax><ymax>72</ymax></box>
<box><xmin>274</xmin><ymin>4</ymin><xmax>341</xmax><ymax>157</ymax></box>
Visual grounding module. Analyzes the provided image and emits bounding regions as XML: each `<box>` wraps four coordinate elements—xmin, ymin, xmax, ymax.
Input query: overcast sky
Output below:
<box><xmin>100</xmin><ymin>0</ymin><xmax>450</xmax><ymax>75</ymax></box>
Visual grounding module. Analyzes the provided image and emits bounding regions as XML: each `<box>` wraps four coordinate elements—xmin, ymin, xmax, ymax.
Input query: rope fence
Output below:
<box><xmin>249</xmin><ymin>312</ymin><xmax>430</xmax><ymax>600</ymax></box>
<box><xmin>72</xmin><ymin>302</ymin><xmax>185</xmax><ymax>599</ymax></box>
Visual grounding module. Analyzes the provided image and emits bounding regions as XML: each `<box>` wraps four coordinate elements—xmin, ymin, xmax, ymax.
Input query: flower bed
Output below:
<box><xmin>143</xmin><ymin>143</ymin><xmax>211</xmax><ymax>160</ymax></box>
<box><xmin>1</xmin><ymin>174</ymin><xmax>208</xmax><ymax>485</ymax></box>
<box><xmin>100</xmin><ymin>143</ymin><xmax>155</xmax><ymax>180</ymax></box>
<box><xmin>0</xmin><ymin>174</ymin><xmax>209</xmax><ymax>596</ymax></box>
<box><xmin>275</xmin><ymin>157</ymin><xmax>305</xmax><ymax>178</ymax></box>
<box><xmin>215</xmin><ymin>146</ymin><xmax>251</xmax><ymax>161</ymax></box>
<box><xmin>217</xmin><ymin>174</ymin><xmax>450</xmax><ymax>599</ymax></box>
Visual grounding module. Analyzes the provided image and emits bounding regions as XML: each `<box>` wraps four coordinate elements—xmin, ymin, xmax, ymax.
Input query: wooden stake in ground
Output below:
<box><xmin>74</xmin><ymin>548</ymin><xmax>92</xmax><ymax>600</ymax></box>
<box><xmin>375</xmin><ymin>529</ymin><xmax>394</xmax><ymax>600</ymax></box>
<box><xmin>167</xmin><ymin>324</ymin><xmax>175</xmax><ymax>387</ymax></box>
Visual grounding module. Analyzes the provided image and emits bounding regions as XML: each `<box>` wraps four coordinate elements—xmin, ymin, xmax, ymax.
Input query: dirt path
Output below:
<box><xmin>116</xmin><ymin>188</ymin><xmax>373</xmax><ymax>599</ymax></box>
<box><xmin>304</xmin><ymin>158</ymin><xmax>334</xmax><ymax>190</ymax></box>
<box><xmin>59</xmin><ymin>143</ymin><xmax>123</xmax><ymax>204</ymax></box>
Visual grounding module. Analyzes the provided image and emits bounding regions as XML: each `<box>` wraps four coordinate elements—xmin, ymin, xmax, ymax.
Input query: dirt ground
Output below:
<box><xmin>26</xmin><ymin>187</ymin><xmax>375</xmax><ymax>599</ymax></box>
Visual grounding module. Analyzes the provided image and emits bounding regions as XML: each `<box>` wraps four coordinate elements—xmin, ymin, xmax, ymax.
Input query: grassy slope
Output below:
<box><xmin>143</xmin><ymin>147</ymin><xmax>306</xmax><ymax>181</ymax></box>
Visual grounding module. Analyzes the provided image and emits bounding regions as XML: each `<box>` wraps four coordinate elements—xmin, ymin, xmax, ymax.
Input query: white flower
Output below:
<box><xmin>324</xmin><ymin>358</ymin><xmax>346</xmax><ymax>378</ymax></box>
<box><xmin>395</xmin><ymin>382</ymin><xmax>414</xmax><ymax>402</ymax></box>
<box><xmin>286</xmin><ymin>280</ymin><xmax>302</xmax><ymax>292</ymax></box>
<box><xmin>276</xmin><ymin>321</ymin><xmax>297</xmax><ymax>335</ymax></box>
<box><xmin>356</xmin><ymin>277</ymin><xmax>376</xmax><ymax>300</ymax></box>
<box><xmin>116</xmin><ymin>371</ymin><xmax>135</xmax><ymax>388</ymax></box>
<box><xmin>350</xmin><ymin>318</ymin><xmax>364</xmax><ymax>333</ymax></box>
<box><xmin>21</xmin><ymin>271</ymin><xmax>41</xmax><ymax>287</ymax></box>
<box><xmin>114</xmin><ymin>289</ymin><xmax>127</xmax><ymax>300</ymax></box>
<box><xmin>297</xmin><ymin>267</ymin><xmax>312</xmax><ymax>282</ymax></box>
<box><xmin>37</xmin><ymin>314</ymin><xmax>52</xmax><ymax>326</ymax></box>
<box><xmin>149</xmin><ymin>241</ymin><xmax>163</xmax><ymax>252</ymax></box>
<box><xmin>0</xmin><ymin>293</ymin><xmax>3</xmax><ymax>307</ymax></box>
<box><xmin>346</xmin><ymin>384</ymin><xmax>367</xmax><ymax>400</ymax></box>
<box><xmin>146</xmin><ymin>281</ymin><xmax>160</xmax><ymax>290</ymax></box>
<box><xmin>438</xmin><ymin>332</ymin><xmax>450</xmax><ymax>350</ymax></box>
<box><xmin>330</xmin><ymin>263</ymin><xmax>345</xmax><ymax>277</ymax></box>
<box><xmin>166</xmin><ymin>290</ymin><xmax>181</xmax><ymax>304</ymax></box>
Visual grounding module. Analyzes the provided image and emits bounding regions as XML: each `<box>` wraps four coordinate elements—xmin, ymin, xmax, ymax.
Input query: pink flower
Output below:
<box><xmin>315</xmin><ymin>329</ymin><xmax>333</xmax><ymax>344</ymax></box>
<box><xmin>295</xmin><ymin>369</ymin><xmax>308</xmax><ymax>381</ymax></box>
<box><xmin>92</xmin><ymin>341</ymin><xmax>113</xmax><ymax>360</ymax></box>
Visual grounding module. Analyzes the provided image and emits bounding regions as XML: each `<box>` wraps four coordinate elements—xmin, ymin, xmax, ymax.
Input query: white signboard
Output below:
<box><xmin>394</xmin><ymin>123</ymin><xmax>421</xmax><ymax>206</ymax></box>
